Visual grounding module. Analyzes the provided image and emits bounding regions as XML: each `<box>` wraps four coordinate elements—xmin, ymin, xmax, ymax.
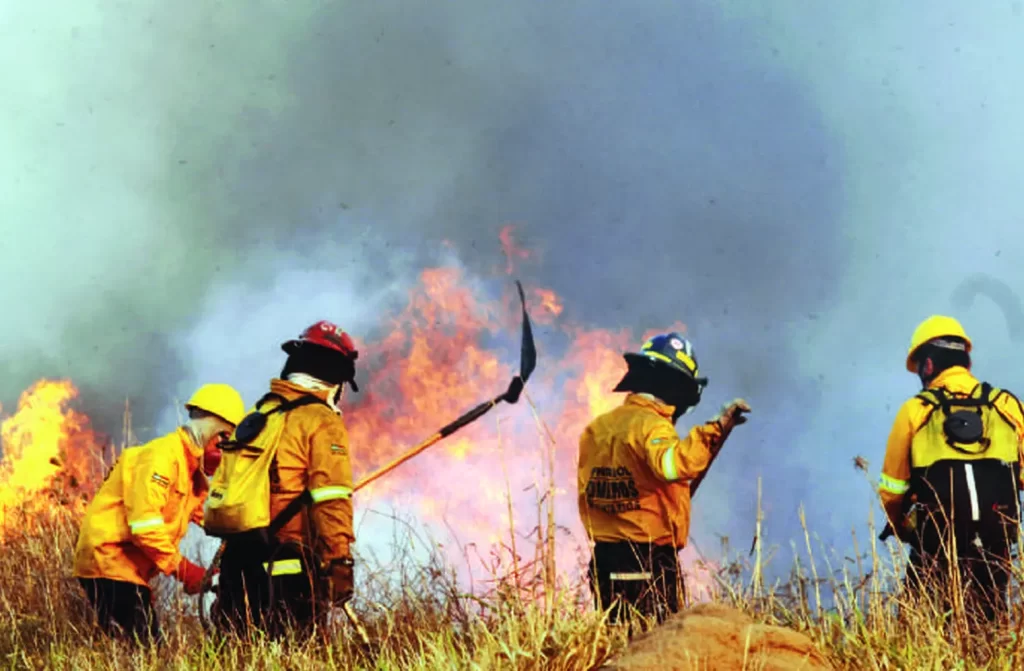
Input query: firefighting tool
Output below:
<box><xmin>354</xmin><ymin>279</ymin><xmax>537</xmax><ymax>491</ymax></box>
<box><xmin>200</xmin><ymin>280</ymin><xmax>537</xmax><ymax>630</ymax></box>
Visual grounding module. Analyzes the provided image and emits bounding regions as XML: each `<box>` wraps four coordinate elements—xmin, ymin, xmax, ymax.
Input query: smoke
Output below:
<box><xmin>5</xmin><ymin>0</ymin><xmax>1024</xmax><ymax>583</ymax></box>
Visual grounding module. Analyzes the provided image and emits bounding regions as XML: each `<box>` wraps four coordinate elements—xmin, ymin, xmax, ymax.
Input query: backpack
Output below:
<box><xmin>203</xmin><ymin>392</ymin><xmax>327</xmax><ymax>542</ymax></box>
<box><xmin>909</xmin><ymin>382</ymin><xmax>1022</xmax><ymax>540</ymax></box>
<box><xmin>915</xmin><ymin>382</ymin><xmax>1014</xmax><ymax>456</ymax></box>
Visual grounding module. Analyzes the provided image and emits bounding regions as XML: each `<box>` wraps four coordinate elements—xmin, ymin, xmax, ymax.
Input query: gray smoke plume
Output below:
<box><xmin>4</xmin><ymin>1</ymin><xmax>1024</xmax><ymax>577</ymax></box>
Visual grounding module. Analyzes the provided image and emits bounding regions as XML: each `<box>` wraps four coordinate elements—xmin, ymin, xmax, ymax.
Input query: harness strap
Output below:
<box><xmin>267</xmin><ymin>489</ymin><xmax>314</xmax><ymax>536</ymax></box>
<box><xmin>256</xmin><ymin>392</ymin><xmax>328</xmax><ymax>415</ymax></box>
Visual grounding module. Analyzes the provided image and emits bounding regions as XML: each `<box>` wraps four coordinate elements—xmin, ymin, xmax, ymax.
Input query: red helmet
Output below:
<box><xmin>282</xmin><ymin>321</ymin><xmax>359</xmax><ymax>359</ymax></box>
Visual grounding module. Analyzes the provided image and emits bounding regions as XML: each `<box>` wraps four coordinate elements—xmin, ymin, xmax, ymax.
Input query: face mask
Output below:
<box><xmin>202</xmin><ymin>432</ymin><xmax>226</xmax><ymax>476</ymax></box>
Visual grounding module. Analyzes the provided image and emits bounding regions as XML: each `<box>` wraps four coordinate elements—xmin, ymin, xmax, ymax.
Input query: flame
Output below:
<box><xmin>0</xmin><ymin>380</ymin><xmax>105</xmax><ymax>533</ymax></box>
<box><xmin>348</xmin><ymin>226</ymin><xmax>721</xmax><ymax>601</ymax></box>
<box><xmin>0</xmin><ymin>227</ymin><xmax>721</xmax><ymax>603</ymax></box>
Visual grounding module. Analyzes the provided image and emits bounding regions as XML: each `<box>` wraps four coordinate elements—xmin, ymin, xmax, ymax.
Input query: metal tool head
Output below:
<box><xmin>504</xmin><ymin>280</ymin><xmax>536</xmax><ymax>404</ymax></box>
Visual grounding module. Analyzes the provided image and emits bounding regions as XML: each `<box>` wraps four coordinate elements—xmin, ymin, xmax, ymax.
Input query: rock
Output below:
<box><xmin>598</xmin><ymin>602</ymin><xmax>833</xmax><ymax>671</ymax></box>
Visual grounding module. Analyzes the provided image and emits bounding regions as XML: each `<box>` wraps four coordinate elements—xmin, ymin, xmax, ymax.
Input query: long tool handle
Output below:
<box><xmin>354</xmin><ymin>394</ymin><xmax>502</xmax><ymax>492</ymax></box>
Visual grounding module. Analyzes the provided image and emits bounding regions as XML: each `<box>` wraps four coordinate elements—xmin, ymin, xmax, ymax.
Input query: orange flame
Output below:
<box><xmin>346</xmin><ymin>227</ymin><xmax>720</xmax><ymax>600</ymax></box>
<box><xmin>1</xmin><ymin>228</ymin><xmax>721</xmax><ymax>602</ymax></box>
<box><xmin>0</xmin><ymin>380</ymin><xmax>105</xmax><ymax>533</ymax></box>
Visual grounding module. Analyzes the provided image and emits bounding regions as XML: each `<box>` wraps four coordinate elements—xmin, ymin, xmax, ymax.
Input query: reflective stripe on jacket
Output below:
<box><xmin>72</xmin><ymin>428</ymin><xmax>205</xmax><ymax>586</ymax></box>
<box><xmin>264</xmin><ymin>378</ymin><xmax>355</xmax><ymax>562</ymax></box>
<box><xmin>577</xmin><ymin>393</ymin><xmax>723</xmax><ymax>548</ymax></box>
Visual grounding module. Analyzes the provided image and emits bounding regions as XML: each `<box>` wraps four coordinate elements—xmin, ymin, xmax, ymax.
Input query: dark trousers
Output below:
<box><xmin>904</xmin><ymin>515</ymin><xmax>1013</xmax><ymax>623</ymax></box>
<box><xmin>79</xmin><ymin>577</ymin><xmax>160</xmax><ymax>645</ymax></box>
<box><xmin>588</xmin><ymin>541</ymin><xmax>684</xmax><ymax>625</ymax></box>
<box><xmin>902</xmin><ymin>459</ymin><xmax>1020</xmax><ymax>623</ymax></box>
<box><xmin>214</xmin><ymin>540</ymin><xmax>328</xmax><ymax>639</ymax></box>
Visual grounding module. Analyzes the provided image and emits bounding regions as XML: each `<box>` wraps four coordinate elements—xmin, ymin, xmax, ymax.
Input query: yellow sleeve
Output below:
<box><xmin>995</xmin><ymin>391</ymin><xmax>1024</xmax><ymax>490</ymax></box>
<box><xmin>879</xmin><ymin>402</ymin><xmax>915</xmax><ymax>528</ymax></box>
<box><xmin>307</xmin><ymin>419</ymin><xmax>354</xmax><ymax>561</ymax></box>
<box><xmin>123</xmin><ymin>445</ymin><xmax>182</xmax><ymax>575</ymax></box>
<box><xmin>642</xmin><ymin>420</ymin><xmax>721</xmax><ymax>483</ymax></box>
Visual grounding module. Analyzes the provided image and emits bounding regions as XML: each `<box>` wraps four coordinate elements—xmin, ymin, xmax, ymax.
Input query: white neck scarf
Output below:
<box><xmin>286</xmin><ymin>373</ymin><xmax>343</xmax><ymax>415</ymax></box>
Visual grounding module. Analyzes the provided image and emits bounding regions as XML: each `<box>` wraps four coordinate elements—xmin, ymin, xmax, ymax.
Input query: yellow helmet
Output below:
<box><xmin>185</xmin><ymin>383</ymin><xmax>246</xmax><ymax>426</ymax></box>
<box><xmin>905</xmin><ymin>315</ymin><xmax>972</xmax><ymax>372</ymax></box>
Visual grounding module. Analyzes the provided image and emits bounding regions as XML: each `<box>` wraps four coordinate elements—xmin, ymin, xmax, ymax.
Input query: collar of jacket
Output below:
<box><xmin>284</xmin><ymin>373</ymin><xmax>343</xmax><ymax>414</ymax></box>
<box><xmin>624</xmin><ymin>392</ymin><xmax>675</xmax><ymax>419</ymax></box>
<box><xmin>270</xmin><ymin>377</ymin><xmax>339</xmax><ymax>411</ymax></box>
<box><xmin>178</xmin><ymin>426</ymin><xmax>203</xmax><ymax>475</ymax></box>
<box><xmin>925</xmin><ymin>365</ymin><xmax>976</xmax><ymax>391</ymax></box>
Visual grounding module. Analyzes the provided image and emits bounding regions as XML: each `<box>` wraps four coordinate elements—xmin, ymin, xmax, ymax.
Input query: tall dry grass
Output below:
<box><xmin>3</xmin><ymin>405</ymin><xmax>1024</xmax><ymax>669</ymax></box>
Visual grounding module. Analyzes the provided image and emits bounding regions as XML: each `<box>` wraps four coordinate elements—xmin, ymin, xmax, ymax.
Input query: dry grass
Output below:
<box><xmin>4</xmin><ymin>477</ymin><xmax>1024</xmax><ymax>670</ymax></box>
<box><xmin>4</xmin><ymin>410</ymin><xmax>1024</xmax><ymax>670</ymax></box>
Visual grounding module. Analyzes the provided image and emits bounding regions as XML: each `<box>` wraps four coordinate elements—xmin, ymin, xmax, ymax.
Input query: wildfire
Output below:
<box><xmin>0</xmin><ymin>380</ymin><xmax>104</xmax><ymax>534</ymax></box>
<box><xmin>1</xmin><ymin>228</ymin><xmax>720</xmax><ymax>602</ymax></box>
<box><xmin>346</xmin><ymin>227</ymin><xmax>720</xmax><ymax>601</ymax></box>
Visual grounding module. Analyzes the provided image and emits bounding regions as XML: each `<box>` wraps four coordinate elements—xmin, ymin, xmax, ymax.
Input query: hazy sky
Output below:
<box><xmin>3</xmin><ymin>1</ymin><xmax>1023</xmax><ymax>579</ymax></box>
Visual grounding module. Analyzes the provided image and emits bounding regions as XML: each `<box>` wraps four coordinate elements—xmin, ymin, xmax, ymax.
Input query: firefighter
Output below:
<box><xmin>578</xmin><ymin>332</ymin><xmax>750</xmax><ymax>625</ymax></box>
<box><xmin>72</xmin><ymin>383</ymin><xmax>245</xmax><ymax>644</ymax></box>
<box><xmin>212</xmin><ymin>320</ymin><xmax>357</xmax><ymax>639</ymax></box>
<box><xmin>879</xmin><ymin>315</ymin><xmax>1024</xmax><ymax>623</ymax></box>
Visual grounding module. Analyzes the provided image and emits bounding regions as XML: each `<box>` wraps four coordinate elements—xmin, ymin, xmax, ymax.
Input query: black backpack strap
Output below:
<box><xmin>268</xmin><ymin>490</ymin><xmax>315</xmax><ymax>536</ymax></box>
<box><xmin>271</xmin><ymin>395</ymin><xmax>330</xmax><ymax>415</ymax></box>
<box><xmin>255</xmin><ymin>392</ymin><xmax>328</xmax><ymax>415</ymax></box>
<box><xmin>917</xmin><ymin>384</ymin><xmax>994</xmax><ymax>411</ymax></box>
<box><xmin>916</xmin><ymin>387</ymin><xmax>944</xmax><ymax>408</ymax></box>
<box><xmin>255</xmin><ymin>392</ymin><xmax>286</xmax><ymax>409</ymax></box>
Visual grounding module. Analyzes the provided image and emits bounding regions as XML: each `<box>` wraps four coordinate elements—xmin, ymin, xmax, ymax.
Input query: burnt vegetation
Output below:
<box><xmin>4</xmin><ymin>421</ymin><xmax>1024</xmax><ymax>669</ymax></box>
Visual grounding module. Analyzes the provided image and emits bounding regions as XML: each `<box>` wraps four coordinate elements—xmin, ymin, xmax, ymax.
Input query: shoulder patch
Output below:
<box><xmin>151</xmin><ymin>473</ymin><xmax>171</xmax><ymax>488</ymax></box>
<box><xmin>330</xmin><ymin>444</ymin><xmax>347</xmax><ymax>455</ymax></box>
<box><xmin>650</xmin><ymin>438</ymin><xmax>665</xmax><ymax>445</ymax></box>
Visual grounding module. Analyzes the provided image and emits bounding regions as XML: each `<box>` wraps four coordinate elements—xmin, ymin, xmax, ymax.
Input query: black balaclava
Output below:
<box><xmin>613</xmin><ymin>360</ymin><xmax>703</xmax><ymax>423</ymax></box>
<box><xmin>914</xmin><ymin>341</ymin><xmax>972</xmax><ymax>388</ymax></box>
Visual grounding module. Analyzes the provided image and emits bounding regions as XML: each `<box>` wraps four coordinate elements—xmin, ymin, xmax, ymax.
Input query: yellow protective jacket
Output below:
<box><xmin>265</xmin><ymin>378</ymin><xmax>354</xmax><ymax>562</ymax></box>
<box><xmin>577</xmin><ymin>393</ymin><xmax>725</xmax><ymax>548</ymax></box>
<box><xmin>879</xmin><ymin>366</ymin><xmax>1024</xmax><ymax>530</ymax></box>
<box><xmin>72</xmin><ymin>428</ymin><xmax>206</xmax><ymax>586</ymax></box>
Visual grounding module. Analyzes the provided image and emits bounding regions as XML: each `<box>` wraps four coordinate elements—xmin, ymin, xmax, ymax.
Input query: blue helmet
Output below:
<box><xmin>630</xmin><ymin>333</ymin><xmax>704</xmax><ymax>380</ymax></box>
<box><xmin>617</xmin><ymin>332</ymin><xmax>708</xmax><ymax>407</ymax></box>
